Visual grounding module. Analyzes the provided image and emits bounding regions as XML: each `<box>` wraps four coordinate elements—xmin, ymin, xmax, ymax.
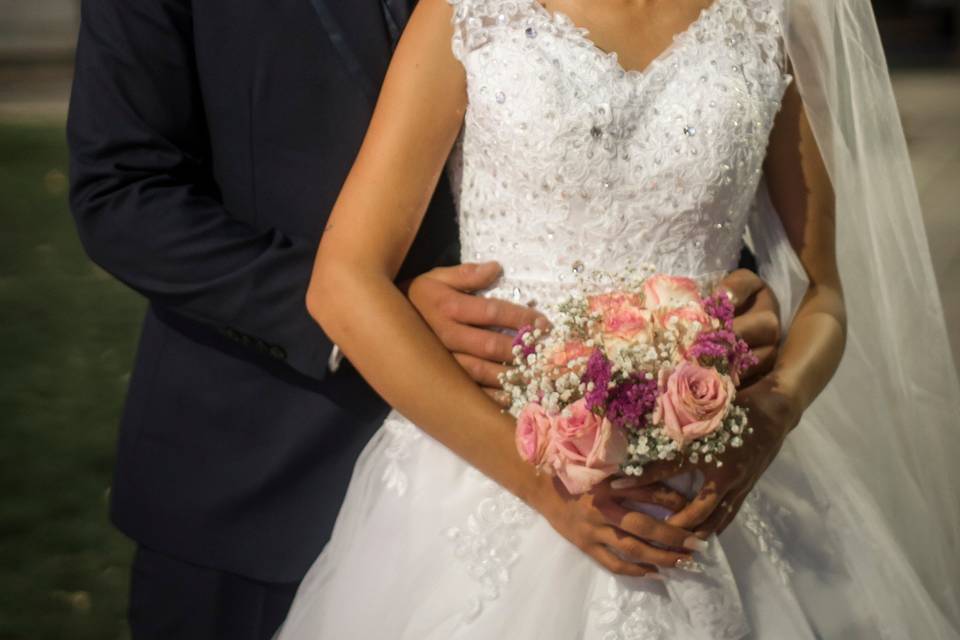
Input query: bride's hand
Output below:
<box><xmin>531</xmin><ymin>475</ymin><xmax>706</xmax><ymax>578</ymax></box>
<box><xmin>719</xmin><ymin>269</ymin><xmax>782</xmax><ymax>386</ymax></box>
<box><xmin>656</xmin><ymin>375</ymin><xmax>802</xmax><ymax>537</ymax></box>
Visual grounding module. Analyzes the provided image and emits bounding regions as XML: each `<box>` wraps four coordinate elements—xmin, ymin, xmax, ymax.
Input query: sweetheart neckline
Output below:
<box><xmin>529</xmin><ymin>0</ymin><xmax>727</xmax><ymax>80</ymax></box>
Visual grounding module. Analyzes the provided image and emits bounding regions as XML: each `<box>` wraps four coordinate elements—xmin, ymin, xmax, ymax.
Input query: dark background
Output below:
<box><xmin>0</xmin><ymin>2</ymin><xmax>957</xmax><ymax>638</ymax></box>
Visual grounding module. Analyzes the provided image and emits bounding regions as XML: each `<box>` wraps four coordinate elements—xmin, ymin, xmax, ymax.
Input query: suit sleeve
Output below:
<box><xmin>67</xmin><ymin>0</ymin><xmax>333</xmax><ymax>380</ymax></box>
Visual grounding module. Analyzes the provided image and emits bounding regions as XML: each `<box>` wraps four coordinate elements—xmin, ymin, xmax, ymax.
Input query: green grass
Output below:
<box><xmin>0</xmin><ymin>123</ymin><xmax>144</xmax><ymax>640</ymax></box>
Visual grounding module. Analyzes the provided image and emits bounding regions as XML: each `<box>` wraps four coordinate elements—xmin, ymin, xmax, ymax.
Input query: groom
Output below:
<box><xmin>68</xmin><ymin>0</ymin><xmax>784</xmax><ymax>638</ymax></box>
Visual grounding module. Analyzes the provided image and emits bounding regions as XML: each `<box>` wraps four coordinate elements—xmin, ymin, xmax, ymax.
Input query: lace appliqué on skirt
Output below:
<box><xmin>738</xmin><ymin>491</ymin><xmax>794</xmax><ymax>584</ymax></box>
<box><xmin>445</xmin><ymin>484</ymin><xmax>536</xmax><ymax>622</ymax></box>
<box><xmin>592</xmin><ymin>577</ymin><xmax>674</xmax><ymax>640</ymax></box>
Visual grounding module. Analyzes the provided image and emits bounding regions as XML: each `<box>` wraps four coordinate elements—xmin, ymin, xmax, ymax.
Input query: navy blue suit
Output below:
<box><xmin>68</xmin><ymin>0</ymin><xmax>453</xmax><ymax>636</ymax></box>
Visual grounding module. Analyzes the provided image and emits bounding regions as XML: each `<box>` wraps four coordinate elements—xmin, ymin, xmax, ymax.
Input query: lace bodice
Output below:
<box><xmin>447</xmin><ymin>0</ymin><xmax>791</xmax><ymax>305</ymax></box>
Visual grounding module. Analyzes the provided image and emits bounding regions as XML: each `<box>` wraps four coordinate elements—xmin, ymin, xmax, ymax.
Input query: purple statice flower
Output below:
<box><xmin>703</xmin><ymin>291</ymin><xmax>735</xmax><ymax>331</ymax></box>
<box><xmin>512</xmin><ymin>324</ymin><xmax>537</xmax><ymax>359</ymax></box>
<box><xmin>583</xmin><ymin>349</ymin><xmax>612</xmax><ymax>410</ymax></box>
<box><xmin>606</xmin><ymin>376</ymin><xmax>659</xmax><ymax>430</ymax></box>
<box><xmin>689</xmin><ymin>329</ymin><xmax>759</xmax><ymax>381</ymax></box>
<box><xmin>688</xmin><ymin>329</ymin><xmax>737</xmax><ymax>364</ymax></box>
<box><xmin>731</xmin><ymin>335</ymin><xmax>759</xmax><ymax>376</ymax></box>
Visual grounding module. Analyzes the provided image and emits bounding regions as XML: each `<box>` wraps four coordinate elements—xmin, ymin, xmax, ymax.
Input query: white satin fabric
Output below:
<box><xmin>276</xmin><ymin>0</ymin><xmax>960</xmax><ymax>637</ymax></box>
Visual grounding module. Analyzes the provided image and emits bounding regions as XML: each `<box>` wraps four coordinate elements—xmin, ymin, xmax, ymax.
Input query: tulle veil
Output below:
<box><xmin>747</xmin><ymin>0</ymin><xmax>960</xmax><ymax>635</ymax></box>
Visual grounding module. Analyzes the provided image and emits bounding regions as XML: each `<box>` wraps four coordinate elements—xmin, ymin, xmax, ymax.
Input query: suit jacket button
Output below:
<box><xmin>269</xmin><ymin>345</ymin><xmax>287</xmax><ymax>360</ymax></box>
<box><xmin>224</xmin><ymin>327</ymin><xmax>241</xmax><ymax>342</ymax></box>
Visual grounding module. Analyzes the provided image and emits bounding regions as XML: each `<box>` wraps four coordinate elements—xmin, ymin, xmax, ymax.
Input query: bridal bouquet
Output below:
<box><xmin>503</xmin><ymin>273</ymin><xmax>757</xmax><ymax>495</ymax></box>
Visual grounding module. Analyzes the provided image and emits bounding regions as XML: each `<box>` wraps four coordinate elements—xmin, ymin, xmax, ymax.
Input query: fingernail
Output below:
<box><xmin>610</xmin><ymin>477</ymin><xmax>639</xmax><ymax>490</ymax></box>
<box><xmin>533</xmin><ymin>316</ymin><xmax>551</xmax><ymax>331</ymax></box>
<box><xmin>674</xmin><ymin>557</ymin><xmax>705</xmax><ymax>573</ymax></box>
<box><xmin>683</xmin><ymin>536</ymin><xmax>709</xmax><ymax>553</ymax></box>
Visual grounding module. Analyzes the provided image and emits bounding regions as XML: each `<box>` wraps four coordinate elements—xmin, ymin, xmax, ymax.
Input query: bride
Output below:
<box><xmin>277</xmin><ymin>0</ymin><xmax>960</xmax><ymax>637</ymax></box>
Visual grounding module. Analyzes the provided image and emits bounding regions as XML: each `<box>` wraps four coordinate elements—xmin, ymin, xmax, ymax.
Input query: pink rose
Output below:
<box><xmin>653</xmin><ymin>362</ymin><xmax>736</xmax><ymax>447</ymax></box>
<box><xmin>588</xmin><ymin>292</ymin><xmax>654</xmax><ymax>343</ymax></box>
<box><xmin>642</xmin><ymin>274</ymin><xmax>702</xmax><ymax>309</ymax></box>
<box><xmin>549</xmin><ymin>340</ymin><xmax>593</xmax><ymax>371</ymax></box>
<box><xmin>515</xmin><ymin>403</ymin><xmax>554</xmax><ymax>470</ymax></box>
<box><xmin>548</xmin><ymin>399</ymin><xmax>627</xmax><ymax>495</ymax></box>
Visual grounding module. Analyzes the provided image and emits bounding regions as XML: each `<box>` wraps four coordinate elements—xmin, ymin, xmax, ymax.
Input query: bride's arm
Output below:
<box><xmin>665</xmin><ymin>79</ymin><xmax>846</xmax><ymax>535</ymax></box>
<box><xmin>306</xmin><ymin>0</ymin><xmax>702</xmax><ymax>574</ymax></box>
<box><xmin>763</xmin><ymin>80</ymin><xmax>847</xmax><ymax>414</ymax></box>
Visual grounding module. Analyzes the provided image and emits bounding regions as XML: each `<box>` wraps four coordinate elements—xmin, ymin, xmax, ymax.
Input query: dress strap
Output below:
<box><xmin>445</xmin><ymin>0</ymin><xmax>539</xmax><ymax>62</ymax></box>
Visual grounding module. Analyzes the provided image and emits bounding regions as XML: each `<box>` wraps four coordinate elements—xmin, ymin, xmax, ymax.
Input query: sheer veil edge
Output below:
<box><xmin>747</xmin><ymin>0</ymin><xmax>960</xmax><ymax>635</ymax></box>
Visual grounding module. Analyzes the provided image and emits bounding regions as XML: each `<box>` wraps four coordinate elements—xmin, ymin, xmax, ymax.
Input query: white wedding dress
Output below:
<box><xmin>277</xmin><ymin>0</ymin><xmax>960</xmax><ymax>638</ymax></box>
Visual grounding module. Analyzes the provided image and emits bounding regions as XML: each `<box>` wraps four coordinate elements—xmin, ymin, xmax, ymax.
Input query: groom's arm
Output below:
<box><xmin>67</xmin><ymin>0</ymin><xmax>331</xmax><ymax>379</ymax></box>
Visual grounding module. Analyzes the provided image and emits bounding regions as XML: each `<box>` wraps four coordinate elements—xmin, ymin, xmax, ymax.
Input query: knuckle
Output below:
<box><xmin>605</xmin><ymin>557</ymin><xmax>628</xmax><ymax>575</ymax></box>
<box><xmin>440</xmin><ymin>296</ymin><xmax>462</xmax><ymax>320</ymax></box>
<box><xmin>618</xmin><ymin>537</ymin><xmax>648</xmax><ymax>560</ymax></box>
<box><xmin>483</xmin><ymin>299</ymin><xmax>501</xmax><ymax>324</ymax></box>
<box><xmin>484</xmin><ymin>335</ymin><xmax>504</xmax><ymax>360</ymax></box>
<box><xmin>573</xmin><ymin>532</ymin><xmax>590</xmax><ymax>550</ymax></box>
<box><xmin>477</xmin><ymin>362</ymin><xmax>495</xmax><ymax>384</ymax></box>
<box><xmin>466</xmin><ymin>359</ymin><xmax>483</xmax><ymax>380</ymax></box>
<box><xmin>624</xmin><ymin>514</ymin><xmax>653</xmax><ymax>538</ymax></box>
<box><xmin>436</xmin><ymin>325</ymin><xmax>459</xmax><ymax>349</ymax></box>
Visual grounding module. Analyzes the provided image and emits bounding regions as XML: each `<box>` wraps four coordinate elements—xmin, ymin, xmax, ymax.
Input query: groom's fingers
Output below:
<box><xmin>731</xmin><ymin>308</ymin><xmax>780</xmax><ymax>350</ymax></box>
<box><xmin>438</xmin><ymin>324</ymin><xmax>515</xmax><ymax>362</ymax></box>
<box><xmin>423</xmin><ymin>261</ymin><xmax>503</xmax><ymax>293</ymax></box>
<box><xmin>719</xmin><ymin>268</ymin><xmax>765</xmax><ymax>310</ymax></box>
<box><xmin>454</xmin><ymin>353</ymin><xmax>506</xmax><ymax>387</ymax></box>
<box><xmin>445</xmin><ymin>291</ymin><xmax>547</xmax><ymax>331</ymax></box>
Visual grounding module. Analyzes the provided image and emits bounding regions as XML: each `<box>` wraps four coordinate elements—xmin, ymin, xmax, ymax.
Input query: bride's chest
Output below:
<box><xmin>458</xmin><ymin>1</ymin><xmax>789</xmax><ymax>189</ymax></box>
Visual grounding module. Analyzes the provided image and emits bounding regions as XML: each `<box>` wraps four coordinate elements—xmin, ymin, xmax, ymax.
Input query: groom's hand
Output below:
<box><xmin>406</xmin><ymin>262</ymin><xmax>548</xmax><ymax>401</ymax></box>
<box><xmin>719</xmin><ymin>269</ymin><xmax>782</xmax><ymax>386</ymax></box>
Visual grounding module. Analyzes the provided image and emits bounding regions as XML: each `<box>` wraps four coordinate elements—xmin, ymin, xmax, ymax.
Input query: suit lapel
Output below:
<box><xmin>381</xmin><ymin>0</ymin><xmax>411</xmax><ymax>45</ymax></box>
<box><xmin>309</xmin><ymin>0</ymin><xmax>388</xmax><ymax>105</ymax></box>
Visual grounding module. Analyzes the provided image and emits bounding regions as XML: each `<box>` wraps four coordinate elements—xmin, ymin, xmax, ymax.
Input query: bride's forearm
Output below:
<box><xmin>770</xmin><ymin>282</ymin><xmax>846</xmax><ymax>421</ymax></box>
<box><xmin>307</xmin><ymin>264</ymin><xmax>543</xmax><ymax>504</ymax></box>
<box><xmin>762</xmin><ymin>79</ymin><xmax>847</xmax><ymax>425</ymax></box>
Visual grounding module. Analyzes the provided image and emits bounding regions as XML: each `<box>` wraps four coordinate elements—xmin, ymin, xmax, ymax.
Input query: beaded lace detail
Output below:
<box><xmin>444</xmin><ymin>478</ymin><xmax>536</xmax><ymax>622</ymax></box>
<box><xmin>739</xmin><ymin>490</ymin><xmax>795</xmax><ymax>585</ymax></box>
<box><xmin>591</xmin><ymin>534</ymin><xmax>751</xmax><ymax>640</ymax></box>
<box><xmin>447</xmin><ymin>0</ymin><xmax>791</xmax><ymax>296</ymax></box>
<box><xmin>592</xmin><ymin>578</ymin><xmax>674</xmax><ymax>640</ymax></box>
